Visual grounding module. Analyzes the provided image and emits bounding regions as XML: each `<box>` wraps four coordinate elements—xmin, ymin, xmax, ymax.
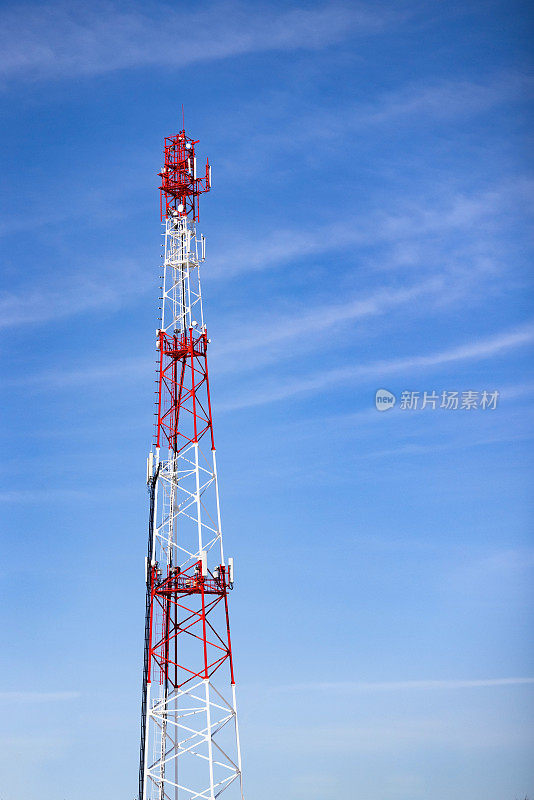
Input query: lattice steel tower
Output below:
<box><xmin>138</xmin><ymin>126</ymin><xmax>244</xmax><ymax>800</ymax></box>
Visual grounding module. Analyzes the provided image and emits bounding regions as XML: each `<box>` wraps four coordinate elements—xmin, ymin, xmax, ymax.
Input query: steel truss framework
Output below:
<box><xmin>139</xmin><ymin>129</ymin><xmax>244</xmax><ymax>800</ymax></box>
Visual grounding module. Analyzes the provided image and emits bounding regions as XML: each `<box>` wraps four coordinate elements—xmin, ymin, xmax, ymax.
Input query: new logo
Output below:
<box><xmin>375</xmin><ymin>388</ymin><xmax>396</xmax><ymax>412</ymax></box>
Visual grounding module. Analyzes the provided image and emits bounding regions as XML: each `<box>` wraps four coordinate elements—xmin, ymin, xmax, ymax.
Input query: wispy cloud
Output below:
<box><xmin>0</xmin><ymin>1</ymin><xmax>390</xmax><ymax>84</ymax></box>
<box><xmin>0</xmin><ymin>486</ymin><xmax>139</xmax><ymax>504</ymax></box>
<box><xmin>363</xmin><ymin>430</ymin><xmax>534</xmax><ymax>461</ymax></box>
<box><xmin>351</xmin><ymin>72</ymin><xmax>534</xmax><ymax>126</ymax></box>
<box><xmin>0</xmin><ymin>690</ymin><xmax>80</xmax><ymax>702</ymax></box>
<box><xmin>210</xmin><ymin>180</ymin><xmax>533</xmax><ymax>279</ymax></box>
<box><xmin>9</xmin><ymin>321</ymin><xmax>533</xmax><ymax>401</ymax></box>
<box><xmin>447</xmin><ymin>547</ymin><xmax>534</xmax><ymax>599</ymax></box>
<box><xmin>34</xmin><ymin>357</ymin><xmax>150</xmax><ymax>388</ymax></box>
<box><xmin>2</xmin><ymin>179</ymin><xmax>529</xmax><ymax>331</ymax></box>
<box><xmin>0</xmin><ymin>733</ymin><xmax>71</xmax><ymax>764</ymax></box>
<box><xmin>216</xmin><ymin>72</ymin><xmax>534</xmax><ymax>183</ymax></box>
<box><xmin>0</xmin><ymin>260</ymin><xmax>151</xmax><ymax>328</ymax></box>
<box><xmin>0</xmin><ymin>489</ymin><xmax>90</xmax><ymax>503</ymax></box>
<box><xmin>277</xmin><ymin>677</ymin><xmax>534</xmax><ymax>692</ymax></box>
<box><xmin>501</xmin><ymin>380</ymin><xmax>534</xmax><ymax>401</ymax></box>
<box><xmin>253</xmin><ymin>709</ymin><xmax>531</xmax><ymax>754</ymax></box>
<box><xmin>218</xmin><ymin>322</ymin><xmax>534</xmax><ymax>410</ymax></box>
<box><xmin>214</xmin><ymin>278</ymin><xmax>444</xmax><ymax>371</ymax></box>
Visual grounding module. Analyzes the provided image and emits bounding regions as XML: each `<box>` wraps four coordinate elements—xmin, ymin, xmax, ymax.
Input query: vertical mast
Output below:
<box><xmin>139</xmin><ymin>127</ymin><xmax>244</xmax><ymax>800</ymax></box>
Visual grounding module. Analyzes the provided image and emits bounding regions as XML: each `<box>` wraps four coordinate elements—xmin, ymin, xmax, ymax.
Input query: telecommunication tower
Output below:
<box><xmin>138</xmin><ymin>126</ymin><xmax>244</xmax><ymax>800</ymax></box>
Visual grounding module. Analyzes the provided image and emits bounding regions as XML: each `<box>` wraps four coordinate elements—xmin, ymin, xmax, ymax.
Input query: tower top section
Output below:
<box><xmin>159</xmin><ymin>129</ymin><xmax>211</xmax><ymax>222</ymax></box>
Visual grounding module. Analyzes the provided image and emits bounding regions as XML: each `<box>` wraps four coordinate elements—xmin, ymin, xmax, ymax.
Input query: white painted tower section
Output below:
<box><xmin>140</xmin><ymin>214</ymin><xmax>244</xmax><ymax>800</ymax></box>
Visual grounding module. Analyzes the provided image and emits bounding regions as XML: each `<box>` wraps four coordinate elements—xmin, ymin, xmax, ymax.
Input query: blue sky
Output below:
<box><xmin>0</xmin><ymin>1</ymin><xmax>533</xmax><ymax>798</ymax></box>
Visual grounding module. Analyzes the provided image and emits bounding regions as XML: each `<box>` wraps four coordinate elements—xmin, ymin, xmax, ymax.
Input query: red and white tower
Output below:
<box><xmin>138</xmin><ymin>127</ymin><xmax>244</xmax><ymax>800</ymax></box>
